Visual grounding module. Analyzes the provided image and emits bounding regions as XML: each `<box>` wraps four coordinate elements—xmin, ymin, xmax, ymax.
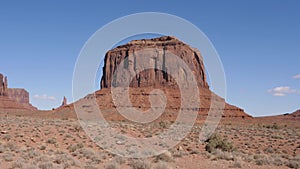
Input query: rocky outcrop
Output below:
<box><xmin>0</xmin><ymin>74</ymin><xmax>8</xmax><ymax>96</ymax></box>
<box><xmin>61</xmin><ymin>96</ymin><xmax>67</xmax><ymax>107</ymax></box>
<box><xmin>101</xmin><ymin>36</ymin><xmax>209</xmax><ymax>89</ymax></box>
<box><xmin>7</xmin><ymin>88</ymin><xmax>30</xmax><ymax>105</ymax></box>
<box><xmin>53</xmin><ymin>36</ymin><xmax>250</xmax><ymax>119</ymax></box>
<box><xmin>96</xmin><ymin>36</ymin><xmax>251</xmax><ymax>118</ymax></box>
<box><xmin>54</xmin><ymin>96</ymin><xmax>70</xmax><ymax>110</ymax></box>
<box><xmin>0</xmin><ymin>73</ymin><xmax>36</xmax><ymax>110</ymax></box>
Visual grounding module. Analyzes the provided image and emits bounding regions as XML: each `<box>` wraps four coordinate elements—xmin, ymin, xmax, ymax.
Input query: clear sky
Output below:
<box><xmin>0</xmin><ymin>0</ymin><xmax>299</xmax><ymax>116</ymax></box>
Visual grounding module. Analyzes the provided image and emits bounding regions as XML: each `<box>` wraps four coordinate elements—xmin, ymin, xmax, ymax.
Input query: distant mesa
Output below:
<box><xmin>97</xmin><ymin>36</ymin><xmax>251</xmax><ymax>118</ymax></box>
<box><xmin>259</xmin><ymin>109</ymin><xmax>300</xmax><ymax>122</ymax></box>
<box><xmin>0</xmin><ymin>73</ymin><xmax>37</xmax><ymax>111</ymax></box>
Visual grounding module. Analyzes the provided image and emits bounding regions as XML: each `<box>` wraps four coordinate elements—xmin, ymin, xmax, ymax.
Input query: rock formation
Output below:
<box><xmin>0</xmin><ymin>73</ymin><xmax>36</xmax><ymax>110</ymax></box>
<box><xmin>7</xmin><ymin>88</ymin><xmax>30</xmax><ymax>105</ymax></box>
<box><xmin>54</xmin><ymin>96</ymin><xmax>70</xmax><ymax>110</ymax></box>
<box><xmin>101</xmin><ymin>36</ymin><xmax>208</xmax><ymax>89</ymax></box>
<box><xmin>61</xmin><ymin>96</ymin><xmax>67</xmax><ymax>107</ymax></box>
<box><xmin>0</xmin><ymin>74</ymin><xmax>8</xmax><ymax>96</ymax></box>
<box><xmin>97</xmin><ymin>36</ymin><xmax>251</xmax><ymax>118</ymax></box>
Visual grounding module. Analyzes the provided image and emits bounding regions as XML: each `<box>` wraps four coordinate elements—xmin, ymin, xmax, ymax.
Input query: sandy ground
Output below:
<box><xmin>0</xmin><ymin>110</ymin><xmax>299</xmax><ymax>169</ymax></box>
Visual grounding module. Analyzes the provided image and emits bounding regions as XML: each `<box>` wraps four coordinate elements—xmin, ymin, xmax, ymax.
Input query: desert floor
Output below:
<box><xmin>0</xmin><ymin>111</ymin><xmax>299</xmax><ymax>169</ymax></box>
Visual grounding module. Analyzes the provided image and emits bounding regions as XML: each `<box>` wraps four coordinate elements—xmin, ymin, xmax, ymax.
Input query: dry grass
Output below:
<box><xmin>154</xmin><ymin>161</ymin><xmax>172</xmax><ymax>169</ymax></box>
<box><xmin>129</xmin><ymin>159</ymin><xmax>152</xmax><ymax>169</ymax></box>
<box><xmin>0</xmin><ymin>114</ymin><xmax>299</xmax><ymax>169</ymax></box>
<box><xmin>105</xmin><ymin>162</ymin><xmax>120</xmax><ymax>169</ymax></box>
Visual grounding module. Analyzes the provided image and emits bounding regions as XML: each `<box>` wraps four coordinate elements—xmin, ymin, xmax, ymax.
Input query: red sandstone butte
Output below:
<box><xmin>96</xmin><ymin>36</ymin><xmax>250</xmax><ymax>118</ymax></box>
<box><xmin>0</xmin><ymin>73</ymin><xmax>36</xmax><ymax>111</ymax></box>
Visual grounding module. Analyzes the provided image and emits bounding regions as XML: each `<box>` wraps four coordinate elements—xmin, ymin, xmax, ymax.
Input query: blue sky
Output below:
<box><xmin>0</xmin><ymin>0</ymin><xmax>299</xmax><ymax>116</ymax></box>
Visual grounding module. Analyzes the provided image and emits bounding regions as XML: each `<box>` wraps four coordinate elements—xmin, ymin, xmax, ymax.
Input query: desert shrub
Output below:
<box><xmin>230</xmin><ymin>160</ymin><xmax>242</xmax><ymax>168</ymax></box>
<box><xmin>105</xmin><ymin>162</ymin><xmax>120</xmax><ymax>169</ymax></box>
<box><xmin>287</xmin><ymin>160</ymin><xmax>300</xmax><ymax>169</ymax></box>
<box><xmin>25</xmin><ymin>164</ymin><xmax>39</xmax><ymax>169</ymax></box>
<box><xmin>11</xmin><ymin>159</ymin><xmax>24</xmax><ymax>168</ymax></box>
<box><xmin>205</xmin><ymin>134</ymin><xmax>235</xmax><ymax>153</ymax></box>
<box><xmin>38</xmin><ymin>162</ymin><xmax>54</xmax><ymax>169</ymax></box>
<box><xmin>3</xmin><ymin>152</ymin><xmax>14</xmax><ymax>161</ymax></box>
<box><xmin>76</xmin><ymin>148</ymin><xmax>101</xmax><ymax>164</ymax></box>
<box><xmin>26</xmin><ymin>149</ymin><xmax>40</xmax><ymax>159</ymax></box>
<box><xmin>264</xmin><ymin>147</ymin><xmax>274</xmax><ymax>154</ymax></box>
<box><xmin>46</xmin><ymin>138</ymin><xmax>57</xmax><ymax>144</ymax></box>
<box><xmin>114</xmin><ymin>156</ymin><xmax>126</xmax><ymax>165</ymax></box>
<box><xmin>5</xmin><ymin>142</ymin><xmax>17</xmax><ymax>151</ymax></box>
<box><xmin>272</xmin><ymin>157</ymin><xmax>284</xmax><ymax>166</ymax></box>
<box><xmin>255</xmin><ymin>158</ymin><xmax>270</xmax><ymax>166</ymax></box>
<box><xmin>73</xmin><ymin>124</ymin><xmax>83</xmax><ymax>132</ymax></box>
<box><xmin>155</xmin><ymin>151</ymin><xmax>173</xmax><ymax>162</ymax></box>
<box><xmin>79</xmin><ymin>148</ymin><xmax>96</xmax><ymax>159</ymax></box>
<box><xmin>62</xmin><ymin>117</ymin><xmax>69</xmax><ymax>120</ymax></box>
<box><xmin>67</xmin><ymin>143</ymin><xmax>84</xmax><ymax>152</ymax></box>
<box><xmin>154</xmin><ymin>162</ymin><xmax>171</xmax><ymax>169</ymax></box>
<box><xmin>0</xmin><ymin>144</ymin><xmax>5</xmax><ymax>153</ymax></box>
<box><xmin>84</xmin><ymin>165</ymin><xmax>98</xmax><ymax>169</ymax></box>
<box><xmin>211</xmin><ymin>149</ymin><xmax>234</xmax><ymax>161</ymax></box>
<box><xmin>39</xmin><ymin>145</ymin><xmax>46</xmax><ymax>150</ymax></box>
<box><xmin>253</xmin><ymin>154</ymin><xmax>264</xmax><ymax>160</ymax></box>
<box><xmin>130</xmin><ymin>159</ymin><xmax>152</xmax><ymax>169</ymax></box>
<box><xmin>53</xmin><ymin>154</ymin><xmax>77</xmax><ymax>167</ymax></box>
<box><xmin>159</xmin><ymin>121</ymin><xmax>169</xmax><ymax>128</ymax></box>
<box><xmin>264</xmin><ymin>123</ymin><xmax>280</xmax><ymax>129</ymax></box>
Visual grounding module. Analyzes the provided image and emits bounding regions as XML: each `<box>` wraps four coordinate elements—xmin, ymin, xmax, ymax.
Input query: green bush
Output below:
<box><xmin>205</xmin><ymin>134</ymin><xmax>235</xmax><ymax>153</ymax></box>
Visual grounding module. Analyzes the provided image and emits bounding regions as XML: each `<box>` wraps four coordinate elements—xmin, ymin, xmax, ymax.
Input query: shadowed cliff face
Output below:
<box><xmin>100</xmin><ymin>36</ymin><xmax>209</xmax><ymax>89</ymax></box>
<box><xmin>0</xmin><ymin>73</ymin><xmax>8</xmax><ymax>96</ymax></box>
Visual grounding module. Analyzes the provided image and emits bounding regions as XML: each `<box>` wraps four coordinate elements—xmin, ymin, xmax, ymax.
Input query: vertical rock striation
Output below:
<box><xmin>0</xmin><ymin>74</ymin><xmax>8</xmax><ymax>96</ymax></box>
<box><xmin>101</xmin><ymin>36</ymin><xmax>209</xmax><ymax>89</ymax></box>
<box><xmin>95</xmin><ymin>36</ymin><xmax>251</xmax><ymax>118</ymax></box>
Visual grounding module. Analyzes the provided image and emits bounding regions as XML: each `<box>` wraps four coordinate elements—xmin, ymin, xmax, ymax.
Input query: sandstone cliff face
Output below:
<box><xmin>54</xmin><ymin>36</ymin><xmax>250</xmax><ymax>119</ymax></box>
<box><xmin>0</xmin><ymin>73</ymin><xmax>36</xmax><ymax>110</ymax></box>
<box><xmin>0</xmin><ymin>74</ymin><xmax>8</xmax><ymax>96</ymax></box>
<box><xmin>101</xmin><ymin>36</ymin><xmax>209</xmax><ymax>89</ymax></box>
<box><xmin>7</xmin><ymin>88</ymin><xmax>30</xmax><ymax>105</ymax></box>
<box><xmin>94</xmin><ymin>36</ymin><xmax>251</xmax><ymax>118</ymax></box>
